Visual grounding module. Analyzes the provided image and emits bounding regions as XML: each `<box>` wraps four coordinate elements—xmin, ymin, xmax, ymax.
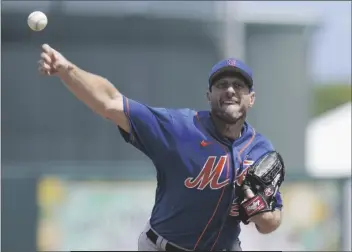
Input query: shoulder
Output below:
<box><xmin>165</xmin><ymin>107</ymin><xmax>197</xmax><ymax>123</ymax></box>
<box><xmin>170</xmin><ymin>108</ymin><xmax>197</xmax><ymax>118</ymax></box>
<box><xmin>144</xmin><ymin>106</ymin><xmax>198</xmax><ymax>131</ymax></box>
<box><xmin>127</xmin><ymin>96</ymin><xmax>197</xmax><ymax>120</ymax></box>
<box><xmin>247</xmin><ymin>123</ymin><xmax>275</xmax><ymax>159</ymax></box>
<box><xmin>130</xmin><ymin>98</ymin><xmax>196</xmax><ymax>123</ymax></box>
<box><xmin>253</xmin><ymin>132</ymin><xmax>275</xmax><ymax>152</ymax></box>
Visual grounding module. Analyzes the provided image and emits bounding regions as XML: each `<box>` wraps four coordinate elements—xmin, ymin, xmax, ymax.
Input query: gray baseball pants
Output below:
<box><xmin>138</xmin><ymin>222</ymin><xmax>242</xmax><ymax>251</ymax></box>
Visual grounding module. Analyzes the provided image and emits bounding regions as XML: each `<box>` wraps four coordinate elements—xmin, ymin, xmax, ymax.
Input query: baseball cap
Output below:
<box><xmin>208</xmin><ymin>58</ymin><xmax>253</xmax><ymax>91</ymax></box>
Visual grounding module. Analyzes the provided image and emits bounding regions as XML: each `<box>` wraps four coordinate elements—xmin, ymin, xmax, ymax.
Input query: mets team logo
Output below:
<box><xmin>227</xmin><ymin>59</ymin><xmax>236</xmax><ymax>66</ymax></box>
<box><xmin>184</xmin><ymin>156</ymin><xmax>229</xmax><ymax>190</ymax></box>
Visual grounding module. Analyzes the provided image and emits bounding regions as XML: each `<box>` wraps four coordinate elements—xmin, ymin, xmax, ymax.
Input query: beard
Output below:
<box><xmin>211</xmin><ymin>103</ymin><xmax>247</xmax><ymax>124</ymax></box>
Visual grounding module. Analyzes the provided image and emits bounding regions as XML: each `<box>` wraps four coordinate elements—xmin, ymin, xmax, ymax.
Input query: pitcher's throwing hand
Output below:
<box><xmin>38</xmin><ymin>44</ymin><xmax>73</xmax><ymax>76</ymax></box>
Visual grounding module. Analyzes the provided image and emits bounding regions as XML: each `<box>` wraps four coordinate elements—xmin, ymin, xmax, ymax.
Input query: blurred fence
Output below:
<box><xmin>32</xmin><ymin>164</ymin><xmax>351</xmax><ymax>251</ymax></box>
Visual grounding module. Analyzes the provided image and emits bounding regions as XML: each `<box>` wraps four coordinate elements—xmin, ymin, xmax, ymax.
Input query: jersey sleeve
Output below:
<box><xmin>118</xmin><ymin>96</ymin><xmax>175</xmax><ymax>160</ymax></box>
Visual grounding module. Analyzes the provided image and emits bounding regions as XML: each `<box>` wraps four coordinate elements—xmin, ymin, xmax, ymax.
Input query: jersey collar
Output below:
<box><xmin>196</xmin><ymin>110</ymin><xmax>252</xmax><ymax>147</ymax></box>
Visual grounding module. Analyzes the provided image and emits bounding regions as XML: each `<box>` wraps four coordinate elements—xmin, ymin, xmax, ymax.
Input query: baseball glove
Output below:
<box><xmin>236</xmin><ymin>151</ymin><xmax>285</xmax><ymax>224</ymax></box>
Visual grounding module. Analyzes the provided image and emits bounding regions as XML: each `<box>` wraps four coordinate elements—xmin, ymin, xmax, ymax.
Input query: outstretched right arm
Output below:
<box><xmin>59</xmin><ymin>64</ymin><xmax>130</xmax><ymax>132</ymax></box>
<box><xmin>38</xmin><ymin>44</ymin><xmax>177</xmax><ymax>160</ymax></box>
<box><xmin>38</xmin><ymin>44</ymin><xmax>130</xmax><ymax>132</ymax></box>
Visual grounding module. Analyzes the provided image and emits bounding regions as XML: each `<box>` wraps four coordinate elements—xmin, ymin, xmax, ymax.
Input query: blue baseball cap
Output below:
<box><xmin>208</xmin><ymin>58</ymin><xmax>254</xmax><ymax>90</ymax></box>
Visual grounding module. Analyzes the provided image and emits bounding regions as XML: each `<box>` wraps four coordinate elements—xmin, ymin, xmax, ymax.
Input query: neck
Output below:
<box><xmin>211</xmin><ymin>113</ymin><xmax>245</xmax><ymax>140</ymax></box>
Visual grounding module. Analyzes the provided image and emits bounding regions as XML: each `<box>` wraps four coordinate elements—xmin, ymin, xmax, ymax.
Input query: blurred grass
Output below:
<box><xmin>313</xmin><ymin>83</ymin><xmax>351</xmax><ymax>117</ymax></box>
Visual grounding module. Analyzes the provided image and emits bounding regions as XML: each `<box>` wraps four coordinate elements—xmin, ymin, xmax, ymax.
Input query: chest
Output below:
<box><xmin>175</xmin><ymin>138</ymin><xmax>248</xmax><ymax>191</ymax></box>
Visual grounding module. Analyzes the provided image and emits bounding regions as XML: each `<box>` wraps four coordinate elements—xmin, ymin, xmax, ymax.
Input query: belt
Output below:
<box><xmin>146</xmin><ymin>229</ymin><xmax>188</xmax><ymax>252</ymax></box>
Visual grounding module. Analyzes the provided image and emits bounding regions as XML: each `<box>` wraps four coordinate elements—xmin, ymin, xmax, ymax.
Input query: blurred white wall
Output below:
<box><xmin>306</xmin><ymin>102</ymin><xmax>352</xmax><ymax>178</ymax></box>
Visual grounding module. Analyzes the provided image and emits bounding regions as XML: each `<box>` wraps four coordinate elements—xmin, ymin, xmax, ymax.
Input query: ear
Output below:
<box><xmin>206</xmin><ymin>90</ymin><xmax>211</xmax><ymax>102</ymax></box>
<box><xmin>249</xmin><ymin>92</ymin><xmax>255</xmax><ymax>108</ymax></box>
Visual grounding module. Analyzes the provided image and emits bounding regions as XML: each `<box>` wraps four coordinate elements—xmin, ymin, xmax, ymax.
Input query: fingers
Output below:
<box><xmin>39</xmin><ymin>45</ymin><xmax>53</xmax><ymax>75</ymax></box>
<box><xmin>38</xmin><ymin>59</ymin><xmax>52</xmax><ymax>75</ymax></box>
<box><xmin>39</xmin><ymin>44</ymin><xmax>58</xmax><ymax>75</ymax></box>
<box><xmin>38</xmin><ymin>59</ymin><xmax>50</xmax><ymax>70</ymax></box>
<box><xmin>38</xmin><ymin>66</ymin><xmax>50</xmax><ymax>76</ymax></box>
<box><xmin>52</xmin><ymin>58</ymin><xmax>62</xmax><ymax>70</ymax></box>
<box><xmin>42</xmin><ymin>44</ymin><xmax>60</xmax><ymax>57</ymax></box>
<box><xmin>40</xmin><ymin>52</ymin><xmax>52</xmax><ymax>64</ymax></box>
<box><xmin>39</xmin><ymin>44</ymin><xmax>66</xmax><ymax>76</ymax></box>
<box><xmin>243</xmin><ymin>186</ymin><xmax>255</xmax><ymax>199</ymax></box>
<box><xmin>41</xmin><ymin>44</ymin><xmax>52</xmax><ymax>54</ymax></box>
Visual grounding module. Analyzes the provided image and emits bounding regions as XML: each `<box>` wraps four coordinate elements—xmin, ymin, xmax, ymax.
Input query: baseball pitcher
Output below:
<box><xmin>38</xmin><ymin>44</ymin><xmax>285</xmax><ymax>251</ymax></box>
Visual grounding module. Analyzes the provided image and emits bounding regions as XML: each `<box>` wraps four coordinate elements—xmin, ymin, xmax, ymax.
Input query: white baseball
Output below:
<box><xmin>27</xmin><ymin>11</ymin><xmax>48</xmax><ymax>31</ymax></box>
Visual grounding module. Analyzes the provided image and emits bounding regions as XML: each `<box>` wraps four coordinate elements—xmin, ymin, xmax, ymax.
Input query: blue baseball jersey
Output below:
<box><xmin>119</xmin><ymin>96</ymin><xmax>283</xmax><ymax>251</ymax></box>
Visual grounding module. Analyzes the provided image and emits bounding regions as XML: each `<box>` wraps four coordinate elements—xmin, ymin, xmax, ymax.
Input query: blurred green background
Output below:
<box><xmin>313</xmin><ymin>84</ymin><xmax>351</xmax><ymax>117</ymax></box>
